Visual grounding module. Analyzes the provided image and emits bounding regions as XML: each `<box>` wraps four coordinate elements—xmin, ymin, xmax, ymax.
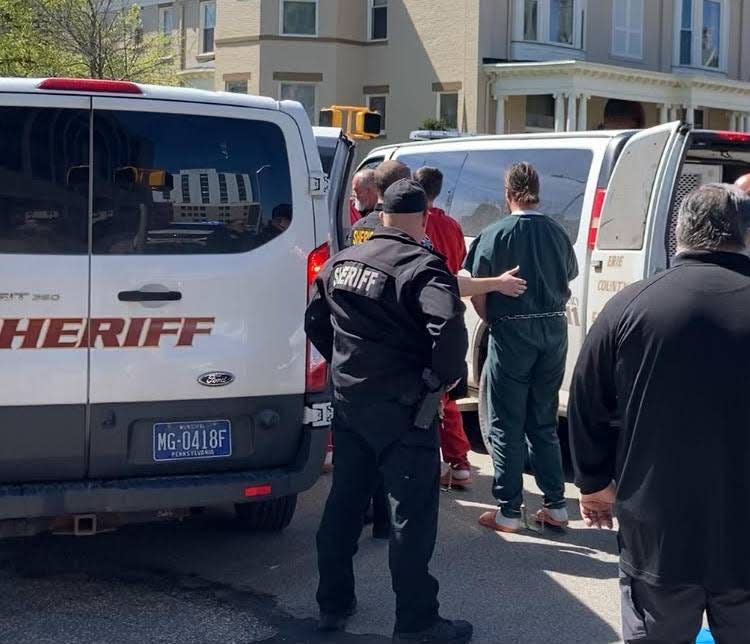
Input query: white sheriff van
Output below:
<box><xmin>0</xmin><ymin>77</ymin><xmax>355</xmax><ymax>536</ymax></box>
<box><xmin>357</xmin><ymin>123</ymin><xmax>750</xmax><ymax>451</ymax></box>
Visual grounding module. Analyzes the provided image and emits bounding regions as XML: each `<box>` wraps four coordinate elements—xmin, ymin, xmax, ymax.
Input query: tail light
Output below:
<box><xmin>38</xmin><ymin>78</ymin><xmax>142</xmax><ymax>94</ymax></box>
<box><xmin>306</xmin><ymin>242</ymin><xmax>330</xmax><ymax>393</ymax></box>
<box><xmin>587</xmin><ymin>187</ymin><xmax>607</xmax><ymax>250</ymax></box>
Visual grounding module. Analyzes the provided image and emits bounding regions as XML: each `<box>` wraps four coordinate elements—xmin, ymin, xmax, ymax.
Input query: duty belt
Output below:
<box><xmin>494</xmin><ymin>311</ymin><xmax>566</xmax><ymax>323</ymax></box>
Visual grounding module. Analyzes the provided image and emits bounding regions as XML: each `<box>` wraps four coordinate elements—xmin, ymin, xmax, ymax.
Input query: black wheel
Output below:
<box><xmin>234</xmin><ymin>494</ymin><xmax>297</xmax><ymax>532</ymax></box>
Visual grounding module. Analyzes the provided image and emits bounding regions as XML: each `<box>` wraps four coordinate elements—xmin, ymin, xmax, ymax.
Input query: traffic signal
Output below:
<box><xmin>114</xmin><ymin>167</ymin><xmax>174</xmax><ymax>190</ymax></box>
<box><xmin>355</xmin><ymin>111</ymin><xmax>382</xmax><ymax>139</ymax></box>
<box><xmin>319</xmin><ymin>107</ymin><xmax>344</xmax><ymax>128</ymax></box>
<box><xmin>318</xmin><ymin>106</ymin><xmax>382</xmax><ymax>140</ymax></box>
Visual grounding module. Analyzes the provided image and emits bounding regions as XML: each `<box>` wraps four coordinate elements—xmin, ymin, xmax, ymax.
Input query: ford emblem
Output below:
<box><xmin>198</xmin><ymin>371</ymin><xmax>235</xmax><ymax>387</ymax></box>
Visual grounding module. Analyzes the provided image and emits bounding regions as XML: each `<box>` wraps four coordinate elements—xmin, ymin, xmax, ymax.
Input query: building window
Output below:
<box><xmin>200</xmin><ymin>1</ymin><xmax>216</xmax><ymax>54</ymax></box>
<box><xmin>437</xmin><ymin>92</ymin><xmax>459</xmax><ymax>130</ymax></box>
<box><xmin>281</xmin><ymin>0</ymin><xmax>318</xmax><ymax>36</ymax></box>
<box><xmin>517</xmin><ymin>0</ymin><xmax>584</xmax><ymax>48</ymax></box>
<box><xmin>368</xmin><ymin>0</ymin><xmax>388</xmax><ymax>40</ymax></box>
<box><xmin>159</xmin><ymin>4</ymin><xmax>174</xmax><ymax>35</ymax></box>
<box><xmin>675</xmin><ymin>0</ymin><xmax>726</xmax><ymax>70</ymax></box>
<box><xmin>612</xmin><ymin>0</ymin><xmax>643</xmax><ymax>59</ymax></box>
<box><xmin>524</xmin><ymin>0</ymin><xmax>539</xmax><ymax>40</ymax></box>
<box><xmin>366</xmin><ymin>95</ymin><xmax>387</xmax><ymax>134</ymax></box>
<box><xmin>280</xmin><ymin>83</ymin><xmax>317</xmax><ymax>123</ymax></box>
<box><xmin>702</xmin><ymin>0</ymin><xmax>721</xmax><ymax>67</ymax></box>
<box><xmin>225</xmin><ymin>80</ymin><xmax>248</xmax><ymax>93</ymax></box>
<box><xmin>525</xmin><ymin>95</ymin><xmax>555</xmax><ymax>131</ymax></box>
<box><xmin>550</xmin><ymin>0</ymin><xmax>574</xmax><ymax>45</ymax></box>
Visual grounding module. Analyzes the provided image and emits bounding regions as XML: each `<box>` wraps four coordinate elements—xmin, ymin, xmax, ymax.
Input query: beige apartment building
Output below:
<box><xmin>139</xmin><ymin>0</ymin><xmax>750</xmax><ymax>153</ymax></box>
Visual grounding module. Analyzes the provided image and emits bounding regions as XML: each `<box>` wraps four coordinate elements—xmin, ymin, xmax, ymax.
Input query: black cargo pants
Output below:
<box><xmin>316</xmin><ymin>401</ymin><xmax>441</xmax><ymax>634</ymax></box>
<box><xmin>621</xmin><ymin>573</ymin><xmax>750</xmax><ymax>643</ymax></box>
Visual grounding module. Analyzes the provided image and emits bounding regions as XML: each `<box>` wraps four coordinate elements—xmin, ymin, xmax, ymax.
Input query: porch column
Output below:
<box><xmin>554</xmin><ymin>93</ymin><xmax>565</xmax><ymax>132</ymax></box>
<box><xmin>566</xmin><ymin>93</ymin><xmax>577</xmax><ymax>131</ymax></box>
<box><xmin>578</xmin><ymin>94</ymin><xmax>589</xmax><ymax>130</ymax></box>
<box><xmin>686</xmin><ymin>106</ymin><xmax>695</xmax><ymax>125</ymax></box>
<box><xmin>659</xmin><ymin>104</ymin><xmax>669</xmax><ymax>124</ymax></box>
<box><xmin>494</xmin><ymin>94</ymin><xmax>506</xmax><ymax>135</ymax></box>
<box><xmin>730</xmin><ymin>112</ymin><xmax>739</xmax><ymax>131</ymax></box>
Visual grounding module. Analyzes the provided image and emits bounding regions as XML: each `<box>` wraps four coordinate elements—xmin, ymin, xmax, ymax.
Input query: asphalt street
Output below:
<box><xmin>0</xmin><ymin>445</ymin><xmax>623</xmax><ymax>644</ymax></box>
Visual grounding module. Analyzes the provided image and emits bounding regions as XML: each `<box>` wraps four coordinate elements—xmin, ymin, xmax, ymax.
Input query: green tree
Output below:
<box><xmin>419</xmin><ymin>117</ymin><xmax>451</xmax><ymax>131</ymax></box>
<box><xmin>1</xmin><ymin>0</ymin><xmax>178</xmax><ymax>84</ymax></box>
<box><xmin>0</xmin><ymin>0</ymin><xmax>76</xmax><ymax>77</ymax></box>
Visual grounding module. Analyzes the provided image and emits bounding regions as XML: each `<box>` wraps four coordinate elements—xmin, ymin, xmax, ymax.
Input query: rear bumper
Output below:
<box><xmin>0</xmin><ymin>426</ymin><xmax>328</xmax><ymax>521</ymax></box>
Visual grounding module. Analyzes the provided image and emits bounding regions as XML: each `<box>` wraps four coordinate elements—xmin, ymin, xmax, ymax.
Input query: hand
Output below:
<box><xmin>493</xmin><ymin>266</ymin><xmax>527</xmax><ymax>297</ymax></box>
<box><xmin>580</xmin><ymin>482</ymin><xmax>617</xmax><ymax>529</ymax></box>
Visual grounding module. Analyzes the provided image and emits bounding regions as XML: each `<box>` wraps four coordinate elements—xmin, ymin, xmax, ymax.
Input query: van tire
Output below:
<box><xmin>234</xmin><ymin>494</ymin><xmax>298</xmax><ymax>532</ymax></box>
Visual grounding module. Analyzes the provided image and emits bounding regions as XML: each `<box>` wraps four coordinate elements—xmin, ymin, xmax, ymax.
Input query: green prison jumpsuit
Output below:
<box><xmin>465</xmin><ymin>210</ymin><xmax>578</xmax><ymax>519</ymax></box>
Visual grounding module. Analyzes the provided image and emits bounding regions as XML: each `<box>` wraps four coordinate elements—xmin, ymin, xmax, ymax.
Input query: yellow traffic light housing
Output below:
<box><xmin>114</xmin><ymin>166</ymin><xmax>174</xmax><ymax>191</ymax></box>
<box><xmin>319</xmin><ymin>105</ymin><xmax>382</xmax><ymax>140</ymax></box>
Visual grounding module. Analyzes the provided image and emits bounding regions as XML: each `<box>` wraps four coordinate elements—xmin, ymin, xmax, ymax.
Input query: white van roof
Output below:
<box><xmin>369</xmin><ymin>128</ymin><xmax>634</xmax><ymax>157</ymax></box>
<box><xmin>0</xmin><ymin>77</ymin><xmax>282</xmax><ymax>111</ymax></box>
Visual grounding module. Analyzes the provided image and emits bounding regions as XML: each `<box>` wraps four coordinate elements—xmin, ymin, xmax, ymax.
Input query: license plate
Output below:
<box><xmin>153</xmin><ymin>420</ymin><xmax>232</xmax><ymax>462</ymax></box>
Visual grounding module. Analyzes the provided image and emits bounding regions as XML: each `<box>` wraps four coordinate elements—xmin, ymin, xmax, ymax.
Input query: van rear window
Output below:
<box><xmin>0</xmin><ymin>106</ymin><xmax>294</xmax><ymax>256</ymax></box>
<box><xmin>92</xmin><ymin>111</ymin><xmax>293</xmax><ymax>255</ymax></box>
<box><xmin>399</xmin><ymin>147</ymin><xmax>593</xmax><ymax>241</ymax></box>
<box><xmin>0</xmin><ymin>107</ymin><xmax>90</xmax><ymax>254</ymax></box>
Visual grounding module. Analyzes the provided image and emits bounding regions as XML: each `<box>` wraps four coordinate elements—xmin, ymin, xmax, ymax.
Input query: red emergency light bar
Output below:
<box><xmin>38</xmin><ymin>78</ymin><xmax>142</xmax><ymax>94</ymax></box>
<box><xmin>713</xmin><ymin>131</ymin><xmax>750</xmax><ymax>143</ymax></box>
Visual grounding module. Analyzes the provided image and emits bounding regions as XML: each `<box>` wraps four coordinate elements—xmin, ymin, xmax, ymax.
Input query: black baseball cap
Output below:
<box><xmin>382</xmin><ymin>179</ymin><xmax>427</xmax><ymax>215</ymax></box>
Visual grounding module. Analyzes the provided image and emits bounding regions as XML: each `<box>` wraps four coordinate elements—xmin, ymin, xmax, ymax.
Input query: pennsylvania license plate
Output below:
<box><xmin>153</xmin><ymin>420</ymin><xmax>232</xmax><ymax>462</ymax></box>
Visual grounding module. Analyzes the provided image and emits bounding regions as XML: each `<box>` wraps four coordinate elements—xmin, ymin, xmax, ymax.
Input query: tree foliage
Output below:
<box><xmin>419</xmin><ymin>117</ymin><xmax>452</xmax><ymax>131</ymax></box>
<box><xmin>0</xmin><ymin>0</ymin><xmax>178</xmax><ymax>84</ymax></box>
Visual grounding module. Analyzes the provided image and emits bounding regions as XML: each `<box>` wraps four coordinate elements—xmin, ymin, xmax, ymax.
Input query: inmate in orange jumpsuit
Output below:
<box><xmin>425</xmin><ymin>207</ymin><xmax>472</xmax><ymax>475</ymax></box>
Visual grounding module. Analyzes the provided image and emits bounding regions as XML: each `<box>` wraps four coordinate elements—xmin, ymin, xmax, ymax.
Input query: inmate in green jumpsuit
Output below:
<box><xmin>465</xmin><ymin>210</ymin><xmax>578</xmax><ymax>519</ymax></box>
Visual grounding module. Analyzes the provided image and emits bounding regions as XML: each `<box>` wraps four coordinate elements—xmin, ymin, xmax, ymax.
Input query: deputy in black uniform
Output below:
<box><xmin>347</xmin><ymin>160</ymin><xmax>412</xmax><ymax>246</ymax></box>
<box><xmin>305</xmin><ymin>179</ymin><xmax>473</xmax><ymax>643</ymax></box>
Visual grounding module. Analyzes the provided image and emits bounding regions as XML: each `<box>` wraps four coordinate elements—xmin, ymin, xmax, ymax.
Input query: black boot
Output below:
<box><xmin>393</xmin><ymin>618</ymin><xmax>473</xmax><ymax>643</ymax></box>
<box><xmin>318</xmin><ymin>600</ymin><xmax>357</xmax><ymax>633</ymax></box>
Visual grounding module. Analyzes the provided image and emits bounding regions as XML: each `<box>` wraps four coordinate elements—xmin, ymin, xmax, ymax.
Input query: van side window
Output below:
<box><xmin>0</xmin><ymin>107</ymin><xmax>90</xmax><ymax>254</ymax></box>
<box><xmin>448</xmin><ymin>148</ymin><xmax>593</xmax><ymax>240</ymax></box>
<box><xmin>91</xmin><ymin>111</ymin><xmax>293</xmax><ymax>255</ymax></box>
<box><xmin>359</xmin><ymin>156</ymin><xmax>385</xmax><ymax>171</ymax></box>
<box><xmin>395</xmin><ymin>151</ymin><xmax>467</xmax><ymax>213</ymax></box>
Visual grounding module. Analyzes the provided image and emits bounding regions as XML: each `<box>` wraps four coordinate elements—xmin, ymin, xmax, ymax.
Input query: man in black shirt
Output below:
<box><xmin>569</xmin><ymin>184</ymin><xmax>750</xmax><ymax>644</ymax></box>
<box><xmin>306</xmin><ymin>179</ymin><xmax>472</xmax><ymax>643</ymax></box>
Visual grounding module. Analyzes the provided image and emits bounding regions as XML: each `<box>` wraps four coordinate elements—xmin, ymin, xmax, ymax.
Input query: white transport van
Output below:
<box><xmin>358</xmin><ymin>123</ymin><xmax>750</xmax><ymax>451</ymax></box>
<box><xmin>0</xmin><ymin>77</ymin><xmax>356</xmax><ymax>536</ymax></box>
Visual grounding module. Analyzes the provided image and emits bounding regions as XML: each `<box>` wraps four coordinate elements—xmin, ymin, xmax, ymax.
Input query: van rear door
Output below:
<box><xmin>314</xmin><ymin>128</ymin><xmax>355</xmax><ymax>252</ymax></box>
<box><xmin>586</xmin><ymin>122</ymin><xmax>690</xmax><ymax>329</ymax></box>
<box><xmin>86</xmin><ymin>97</ymin><xmax>313</xmax><ymax>479</ymax></box>
<box><xmin>0</xmin><ymin>93</ymin><xmax>91</xmax><ymax>482</ymax></box>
